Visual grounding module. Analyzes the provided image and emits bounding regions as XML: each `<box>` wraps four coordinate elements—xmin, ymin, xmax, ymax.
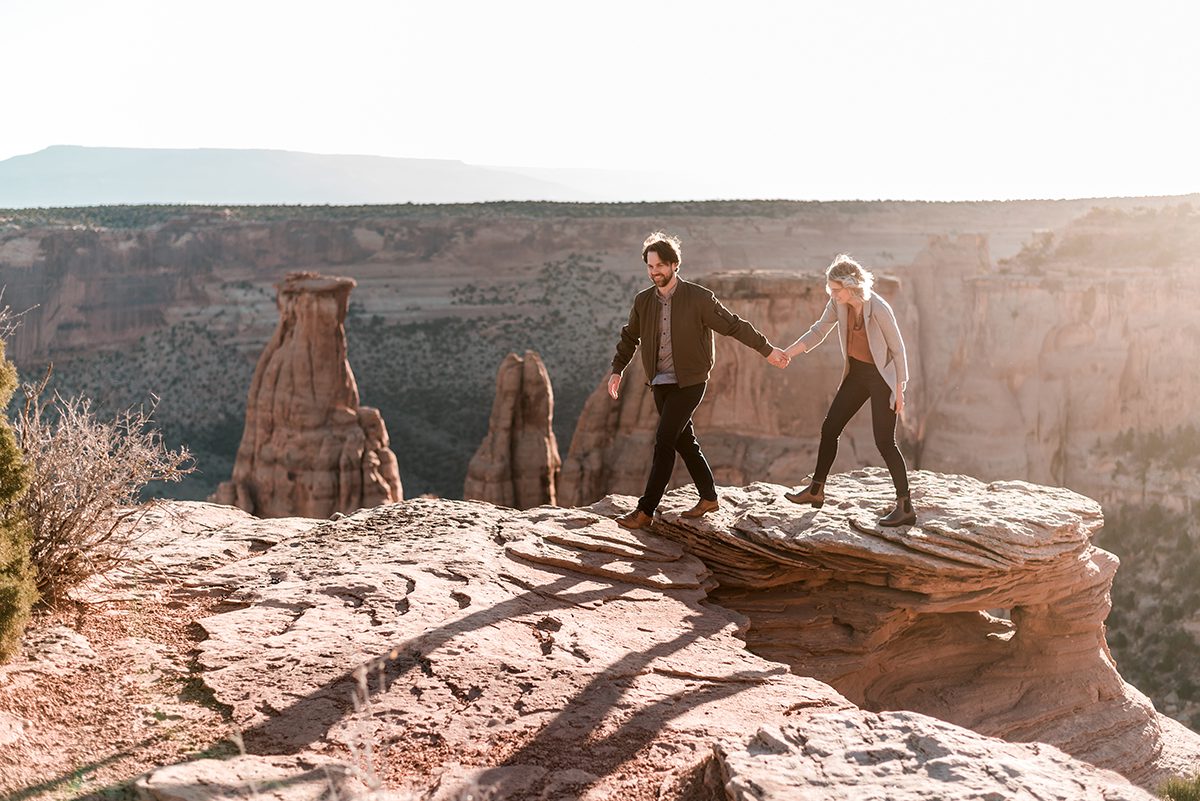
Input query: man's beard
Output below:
<box><xmin>652</xmin><ymin>272</ymin><xmax>674</xmax><ymax>287</ymax></box>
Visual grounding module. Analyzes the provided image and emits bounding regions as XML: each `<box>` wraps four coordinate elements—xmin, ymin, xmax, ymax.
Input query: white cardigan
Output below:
<box><xmin>797</xmin><ymin>294</ymin><xmax>909</xmax><ymax>405</ymax></box>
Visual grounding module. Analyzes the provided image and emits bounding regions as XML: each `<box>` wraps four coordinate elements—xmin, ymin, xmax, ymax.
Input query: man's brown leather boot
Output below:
<box><xmin>616</xmin><ymin>509</ymin><xmax>653</xmax><ymax>530</ymax></box>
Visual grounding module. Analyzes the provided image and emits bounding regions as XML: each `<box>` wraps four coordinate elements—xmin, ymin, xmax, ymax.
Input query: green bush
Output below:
<box><xmin>0</xmin><ymin>336</ymin><xmax>33</xmax><ymax>663</ymax></box>
<box><xmin>1160</xmin><ymin>774</ymin><xmax>1200</xmax><ymax>801</ymax></box>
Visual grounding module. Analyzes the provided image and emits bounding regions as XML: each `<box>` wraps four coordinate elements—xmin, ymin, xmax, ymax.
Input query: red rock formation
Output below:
<box><xmin>462</xmin><ymin>350</ymin><xmax>560</xmax><ymax>508</ymax></box>
<box><xmin>639</xmin><ymin>469</ymin><xmax>1200</xmax><ymax>789</ymax></box>
<box><xmin>559</xmin><ymin>271</ymin><xmax>919</xmax><ymax>507</ymax></box>
<box><xmin>210</xmin><ymin>272</ymin><xmax>402</xmax><ymax>517</ymax></box>
<box><xmin>89</xmin><ymin>495</ymin><xmax>1166</xmax><ymax>800</ymax></box>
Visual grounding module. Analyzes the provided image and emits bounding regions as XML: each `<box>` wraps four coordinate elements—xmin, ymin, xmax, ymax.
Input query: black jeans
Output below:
<box><xmin>813</xmin><ymin>358</ymin><xmax>909</xmax><ymax>496</ymax></box>
<box><xmin>637</xmin><ymin>382</ymin><xmax>718</xmax><ymax>515</ymax></box>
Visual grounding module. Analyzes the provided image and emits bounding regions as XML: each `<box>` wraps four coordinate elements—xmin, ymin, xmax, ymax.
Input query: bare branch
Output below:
<box><xmin>1</xmin><ymin>379</ymin><xmax>195</xmax><ymax>605</ymax></box>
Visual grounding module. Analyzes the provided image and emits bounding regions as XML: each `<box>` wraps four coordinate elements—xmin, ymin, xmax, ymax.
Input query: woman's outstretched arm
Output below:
<box><xmin>784</xmin><ymin>299</ymin><xmax>838</xmax><ymax>358</ymax></box>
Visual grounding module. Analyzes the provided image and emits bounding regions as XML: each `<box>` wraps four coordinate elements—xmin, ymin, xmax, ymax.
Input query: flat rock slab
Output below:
<box><xmin>72</xmin><ymin>501</ymin><xmax>317</xmax><ymax>603</ymax></box>
<box><xmin>717</xmin><ymin>710</ymin><xmax>1155</xmax><ymax>801</ymax></box>
<box><xmin>651</xmin><ymin>469</ymin><xmax>1104</xmax><ymax>606</ymax></box>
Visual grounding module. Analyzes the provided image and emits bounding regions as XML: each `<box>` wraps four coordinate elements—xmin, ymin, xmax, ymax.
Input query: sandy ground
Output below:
<box><xmin>0</xmin><ymin>596</ymin><xmax>234</xmax><ymax>801</ymax></box>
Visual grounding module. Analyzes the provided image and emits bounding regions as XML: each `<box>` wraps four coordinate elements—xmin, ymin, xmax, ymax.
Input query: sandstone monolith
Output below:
<box><xmin>463</xmin><ymin>350</ymin><xmax>560</xmax><ymax>508</ymax></box>
<box><xmin>210</xmin><ymin>271</ymin><xmax>402</xmax><ymax>518</ymax></box>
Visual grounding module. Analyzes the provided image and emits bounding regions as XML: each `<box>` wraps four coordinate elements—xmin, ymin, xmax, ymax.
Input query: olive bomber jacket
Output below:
<box><xmin>611</xmin><ymin>279</ymin><xmax>774</xmax><ymax>388</ymax></box>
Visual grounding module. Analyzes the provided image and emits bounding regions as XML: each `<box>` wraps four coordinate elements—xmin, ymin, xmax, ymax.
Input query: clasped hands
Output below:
<box><xmin>766</xmin><ymin>347</ymin><xmax>792</xmax><ymax>369</ymax></box>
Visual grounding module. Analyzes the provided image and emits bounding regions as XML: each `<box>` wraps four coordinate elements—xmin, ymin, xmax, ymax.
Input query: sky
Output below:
<box><xmin>1</xmin><ymin>0</ymin><xmax>1198</xmax><ymax>201</ymax></box>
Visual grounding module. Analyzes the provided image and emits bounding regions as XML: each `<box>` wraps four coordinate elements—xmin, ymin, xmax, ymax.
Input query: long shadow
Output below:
<box><xmin>2</xmin><ymin>570</ymin><xmax>591</xmax><ymax>800</ymax></box>
<box><xmin>239</xmin><ymin>570</ymin><xmax>638</xmax><ymax>754</ymax></box>
<box><xmin>481</xmin><ymin>614</ymin><xmax>778</xmax><ymax>795</ymax></box>
<box><xmin>9</xmin><ymin>555</ymin><xmax>759</xmax><ymax>799</ymax></box>
<box><xmin>235</xmin><ymin>558</ymin><xmax>771</xmax><ymax>794</ymax></box>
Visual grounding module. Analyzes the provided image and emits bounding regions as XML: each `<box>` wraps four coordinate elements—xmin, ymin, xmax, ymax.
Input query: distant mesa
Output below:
<box><xmin>0</xmin><ymin>145</ymin><xmax>640</xmax><ymax>207</ymax></box>
<box><xmin>211</xmin><ymin>271</ymin><xmax>403</xmax><ymax>518</ymax></box>
<box><xmin>463</xmin><ymin>350</ymin><xmax>561</xmax><ymax>509</ymax></box>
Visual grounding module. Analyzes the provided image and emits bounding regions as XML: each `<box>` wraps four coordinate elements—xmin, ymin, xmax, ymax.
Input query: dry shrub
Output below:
<box><xmin>1161</xmin><ymin>774</ymin><xmax>1200</xmax><ymax>801</ymax></box>
<box><xmin>5</xmin><ymin>371</ymin><xmax>195</xmax><ymax>605</ymax></box>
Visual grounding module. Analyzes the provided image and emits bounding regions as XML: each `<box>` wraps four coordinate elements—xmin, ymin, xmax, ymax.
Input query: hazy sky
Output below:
<box><xmin>2</xmin><ymin>0</ymin><xmax>1198</xmax><ymax>200</ymax></box>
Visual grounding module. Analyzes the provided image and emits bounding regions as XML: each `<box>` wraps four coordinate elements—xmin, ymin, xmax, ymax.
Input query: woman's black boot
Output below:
<box><xmin>879</xmin><ymin>495</ymin><xmax>916</xmax><ymax>527</ymax></box>
<box><xmin>785</xmin><ymin>480</ymin><xmax>825</xmax><ymax>508</ymax></box>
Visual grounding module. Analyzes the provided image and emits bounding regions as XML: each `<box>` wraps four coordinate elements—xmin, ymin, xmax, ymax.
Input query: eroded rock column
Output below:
<box><xmin>463</xmin><ymin>350</ymin><xmax>560</xmax><ymax>508</ymax></box>
<box><xmin>211</xmin><ymin>271</ymin><xmax>402</xmax><ymax>518</ymax></box>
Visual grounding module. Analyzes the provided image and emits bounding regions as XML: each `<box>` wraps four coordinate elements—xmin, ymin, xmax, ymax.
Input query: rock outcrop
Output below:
<box><xmin>559</xmin><ymin>271</ymin><xmax>920</xmax><ymax>507</ymax></box>
<box><xmin>636</xmin><ymin>468</ymin><xmax>1200</xmax><ymax>789</ymax></box>
<box><xmin>463</xmin><ymin>350</ymin><xmax>561</xmax><ymax>508</ymax></box>
<box><xmin>4</xmin><ymin>479</ymin><xmax>1191</xmax><ymax>800</ymax></box>
<box><xmin>210</xmin><ymin>272</ymin><xmax>402</xmax><ymax>517</ymax></box>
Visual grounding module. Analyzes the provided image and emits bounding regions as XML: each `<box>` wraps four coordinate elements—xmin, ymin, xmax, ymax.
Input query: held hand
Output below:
<box><xmin>608</xmin><ymin>373</ymin><xmax>621</xmax><ymax>400</ymax></box>
<box><xmin>894</xmin><ymin>390</ymin><xmax>905</xmax><ymax>416</ymax></box>
<box><xmin>766</xmin><ymin>348</ymin><xmax>791</xmax><ymax>369</ymax></box>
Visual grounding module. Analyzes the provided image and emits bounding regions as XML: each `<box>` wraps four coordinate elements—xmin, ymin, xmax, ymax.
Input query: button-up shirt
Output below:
<box><xmin>651</xmin><ymin>281</ymin><xmax>678</xmax><ymax>385</ymax></box>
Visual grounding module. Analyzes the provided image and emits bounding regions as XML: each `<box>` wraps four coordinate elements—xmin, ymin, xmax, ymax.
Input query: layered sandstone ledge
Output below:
<box><xmin>611</xmin><ymin>467</ymin><xmax>1200</xmax><ymax>789</ymax></box>
<box><xmin>7</xmin><ymin>471</ymin><xmax>1195</xmax><ymax>799</ymax></box>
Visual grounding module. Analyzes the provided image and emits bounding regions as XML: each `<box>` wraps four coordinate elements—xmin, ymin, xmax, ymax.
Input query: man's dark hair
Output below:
<box><xmin>642</xmin><ymin>231</ymin><xmax>682</xmax><ymax>265</ymax></box>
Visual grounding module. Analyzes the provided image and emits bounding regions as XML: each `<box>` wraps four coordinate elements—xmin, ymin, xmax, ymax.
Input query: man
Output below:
<box><xmin>609</xmin><ymin>231</ymin><xmax>790</xmax><ymax>530</ymax></box>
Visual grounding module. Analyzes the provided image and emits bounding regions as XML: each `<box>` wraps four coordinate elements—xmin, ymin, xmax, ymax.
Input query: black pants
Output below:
<box><xmin>637</xmin><ymin>382</ymin><xmax>717</xmax><ymax>515</ymax></box>
<box><xmin>813</xmin><ymin>358</ymin><xmax>909</xmax><ymax>496</ymax></box>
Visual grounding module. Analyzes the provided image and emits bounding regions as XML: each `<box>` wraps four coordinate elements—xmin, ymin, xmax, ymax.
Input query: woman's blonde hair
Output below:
<box><xmin>825</xmin><ymin>254</ymin><xmax>875</xmax><ymax>300</ymax></box>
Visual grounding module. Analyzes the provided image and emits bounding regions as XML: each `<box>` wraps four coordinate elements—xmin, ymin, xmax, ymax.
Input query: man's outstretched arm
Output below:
<box><xmin>609</xmin><ymin>301</ymin><xmax>641</xmax><ymax>399</ymax></box>
<box><xmin>702</xmin><ymin>293</ymin><xmax>788</xmax><ymax>366</ymax></box>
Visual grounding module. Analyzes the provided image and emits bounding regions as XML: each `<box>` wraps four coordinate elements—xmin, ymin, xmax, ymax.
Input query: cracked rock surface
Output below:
<box><xmin>117</xmin><ymin>485</ymin><xmax>1190</xmax><ymax>800</ymax></box>
<box><xmin>717</xmin><ymin>711</ymin><xmax>1154</xmax><ymax>801</ymax></box>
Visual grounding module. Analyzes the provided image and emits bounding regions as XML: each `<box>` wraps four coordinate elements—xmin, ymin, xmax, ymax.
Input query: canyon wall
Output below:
<box><xmin>0</xmin><ymin>199</ymin><xmax>1195</xmax><ymax>508</ymax></box>
<box><xmin>563</xmin><ymin>207</ymin><xmax>1200</xmax><ymax>510</ymax></box>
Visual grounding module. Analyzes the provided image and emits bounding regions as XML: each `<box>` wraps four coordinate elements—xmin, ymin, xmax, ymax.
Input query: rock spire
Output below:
<box><xmin>463</xmin><ymin>350</ymin><xmax>560</xmax><ymax>508</ymax></box>
<box><xmin>211</xmin><ymin>271</ymin><xmax>402</xmax><ymax>517</ymax></box>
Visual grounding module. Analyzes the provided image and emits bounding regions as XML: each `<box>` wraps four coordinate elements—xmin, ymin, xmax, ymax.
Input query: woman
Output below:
<box><xmin>782</xmin><ymin>254</ymin><xmax>916</xmax><ymax>527</ymax></box>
